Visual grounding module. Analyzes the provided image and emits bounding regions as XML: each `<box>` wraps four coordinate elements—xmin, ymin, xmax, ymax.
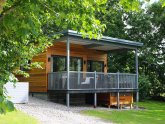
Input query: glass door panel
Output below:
<box><xmin>87</xmin><ymin>60</ymin><xmax>104</xmax><ymax>72</ymax></box>
<box><xmin>52</xmin><ymin>55</ymin><xmax>83</xmax><ymax>72</ymax></box>
<box><xmin>70</xmin><ymin>58</ymin><xmax>82</xmax><ymax>71</ymax></box>
<box><xmin>53</xmin><ymin>56</ymin><xmax>66</xmax><ymax>72</ymax></box>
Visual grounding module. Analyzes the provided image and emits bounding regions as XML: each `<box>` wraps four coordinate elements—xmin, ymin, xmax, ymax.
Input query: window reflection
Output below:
<box><xmin>52</xmin><ymin>56</ymin><xmax>82</xmax><ymax>72</ymax></box>
<box><xmin>87</xmin><ymin>60</ymin><xmax>104</xmax><ymax>72</ymax></box>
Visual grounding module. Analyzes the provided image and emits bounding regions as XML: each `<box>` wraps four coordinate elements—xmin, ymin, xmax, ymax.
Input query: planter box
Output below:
<box><xmin>4</xmin><ymin>82</ymin><xmax>29</xmax><ymax>103</ymax></box>
<box><xmin>98</xmin><ymin>92</ymin><xmax>133</xmax><ymax>108</ymax></box>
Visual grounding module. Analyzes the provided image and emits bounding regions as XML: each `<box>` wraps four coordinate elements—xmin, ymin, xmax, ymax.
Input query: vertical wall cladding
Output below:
<box><xmin>46</xmin><ymin>41</ymin><xmax>108</xmax><ymax>73</ymax></box>
<box><xmin>17</xmin><ymin>52</ymin><xmax>47</xmax><ymax>92</ymax></box>
<box><xmin>17</xmin><ymin>40</ymin><xmax>108</xmax><ymax>93</ymax></box>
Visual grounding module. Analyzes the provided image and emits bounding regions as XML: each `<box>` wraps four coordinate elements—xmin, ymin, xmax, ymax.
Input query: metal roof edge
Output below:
<box><xmin>62</xmin><ymin>30</ymin><xmax>143</xmax><ymax>47</ymax></box>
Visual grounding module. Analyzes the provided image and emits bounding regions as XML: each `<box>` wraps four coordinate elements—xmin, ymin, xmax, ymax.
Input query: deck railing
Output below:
<box><xmin>48</xmin><ymin>71</ymin><xmax>137</xmax><ymax>90</ymax></box>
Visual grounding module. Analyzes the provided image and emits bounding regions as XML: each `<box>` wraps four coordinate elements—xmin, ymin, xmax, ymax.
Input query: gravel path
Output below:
<box><xmin>15</xmin><ymin>96</ymin><xmax>112</xmax><ymax>124</ymax></box>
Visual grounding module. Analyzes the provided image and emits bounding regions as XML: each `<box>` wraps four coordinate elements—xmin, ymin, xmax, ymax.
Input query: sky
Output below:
<box><xmin>150</xmin><ymin>0</ymin><xmax>159</xmax><ymax>4</ymax></box>
<box><xmin>141</xmin><ymin>0</ymin><xmax>159</xmax><ymax>8</ymax></box>
<box><xmin>141</xmin><ymin>0</ymin><xmax>159</xmax><ymax>4</ymax></box>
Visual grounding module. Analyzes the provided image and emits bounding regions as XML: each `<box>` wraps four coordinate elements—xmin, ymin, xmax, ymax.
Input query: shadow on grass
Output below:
<box><xmin>82</xmin><ymin>100</ymin><xmax>165</xmax><ymax>124</ymax></box>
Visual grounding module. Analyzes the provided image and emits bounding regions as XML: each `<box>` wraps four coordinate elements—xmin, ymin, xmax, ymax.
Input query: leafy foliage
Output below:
<box><xmin>139</xmin><ymin>74</ymin><xmax>150</xmax><ymax>100</ymax></box>
<box><xmin>126</xmin><ymin>2</ymin><xmax>165</xmax><ymax>98</ymax></box>
<box><xmin>102</xmin><ymin>0</ymin><xmax>165</xmax><ymax>100</ymax></box>
<box><xmin>0</xmin><ymin>96</ymin><xmax>15</xmax><ymax>114</ymax></box>
<box><xmin>160</xmin><ymin>0</ymin><xmax>165</xmax><ymax>7</ymax></box>
<box><xmin>119</xmin><ymin>0</ymin><xmax>140</xmax><ymax>11</ymax></box>
<box><xmin>0</xmin><ymin>0</ymin><xmax>164</xmax><ymax>114</ymax></box>
<box><xmin>0</xmin><ymin>0</ymin><xmax>107</xmax><ymax>114</ymax></box>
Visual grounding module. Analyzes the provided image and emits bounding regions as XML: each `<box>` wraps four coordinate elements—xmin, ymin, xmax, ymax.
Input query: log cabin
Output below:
<box><xmin>17</xmin><ymin>30</ymin><xmax>143</xmax><ymax>108</ymax></box>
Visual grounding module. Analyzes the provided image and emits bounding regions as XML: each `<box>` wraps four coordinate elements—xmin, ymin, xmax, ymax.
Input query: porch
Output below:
<box><xmin>47</xmin><ymin>30</ymin><xmax>143</xmax><ymax>108</ymax></box>
<box><xmin>48</xmin><ymin>71</ymin><xmax>137</xmax><ymax>108</ymax></box>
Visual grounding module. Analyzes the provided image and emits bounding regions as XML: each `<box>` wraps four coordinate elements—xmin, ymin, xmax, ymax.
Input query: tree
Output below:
<box><xmin>126</xmin><ymin>2</ymin><xmax>165</xmax><ymax>98</ymax></box>
<box><xmin>100</xmin><ymin>0</ymin><xmax>165</xmax><ymax>100</ymax></box>
<box><xmin>97</xmin><ymin>0</ymin><xmax>136</xmax><ymax>73</ymax></box>
<box><xmin>0</xmin><ymin>0</ymin><xmax>164</xmax><ymax>114</ymax></box>
<box><xmin>0</xmin><ymin>0</ymin><xmax>107</xmax><ymax>114</ymax></box>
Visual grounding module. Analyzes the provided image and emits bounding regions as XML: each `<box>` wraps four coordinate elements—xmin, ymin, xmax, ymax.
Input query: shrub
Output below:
<box><xmin>139</xmin><ymin>74</ymin><xmax>151</xmax><ymax>100</ymax></box>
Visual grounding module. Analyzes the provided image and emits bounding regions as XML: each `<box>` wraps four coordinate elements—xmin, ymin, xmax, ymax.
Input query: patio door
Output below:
<box><xmin>51</xmin><ymin>55</ymin><xmax>83</xmax><ymax>72</ymax></box>
<box><xmin>87</xmin><ymin>60</ymin><xmax>104</xmax><ymax>72</ymax></box>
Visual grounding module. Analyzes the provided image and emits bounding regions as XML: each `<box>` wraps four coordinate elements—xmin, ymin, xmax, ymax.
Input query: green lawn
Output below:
<box><xmin>0</xmin><ymin>111</ymin><xmax>39</xmax><ymax>124</ymax></box>
<box><xmin>82</xmin><ymin>101</ymin><xmax>165</xmax><ymax>124</ymax></box>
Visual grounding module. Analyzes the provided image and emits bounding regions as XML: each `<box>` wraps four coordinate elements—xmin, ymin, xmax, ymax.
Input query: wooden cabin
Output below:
<box><xmin>17</xmin><ymin>30</ymin><xmax>143</xmax><ymax>108</ymax></box>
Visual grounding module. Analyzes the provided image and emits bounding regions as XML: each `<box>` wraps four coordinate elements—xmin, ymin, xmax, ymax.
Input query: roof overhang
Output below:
<box><xmin>56</xmin><ymin>30</ymin><xmax>143</xmax><ymax>51</ymax></box>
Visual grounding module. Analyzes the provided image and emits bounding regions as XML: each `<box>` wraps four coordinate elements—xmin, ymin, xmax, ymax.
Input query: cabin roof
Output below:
<box><xmin>57</xmin><ymin>30</ymin><xmax>143</xmax><ymax>51</ymax></box>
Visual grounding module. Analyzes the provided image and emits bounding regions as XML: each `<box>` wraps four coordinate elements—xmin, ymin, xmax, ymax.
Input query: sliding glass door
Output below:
<box><xmin>52</xmin><ymin>55</ymin><xmax>83</xmax><ymax>72</ymax></box>
<box><xmin>87</xmin><ymin>60</ymin><xmax>104</xmax><ymax>72</ymax></box>
<box><xmin>70</xmin><ymin>57</ymin><xmax>82</xmax><ymax>71</ymax></box>
<box><xmin>52</xmin><ymin>56</ymin><xmax>66</xmax><ymax>72</ymax></box>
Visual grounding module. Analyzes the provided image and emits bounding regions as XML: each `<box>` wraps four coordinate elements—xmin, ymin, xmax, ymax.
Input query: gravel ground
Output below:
<box><xmin>15</xmin><ymin>96</ymin><xmax>112</xmax><ymax>124</ymax></box>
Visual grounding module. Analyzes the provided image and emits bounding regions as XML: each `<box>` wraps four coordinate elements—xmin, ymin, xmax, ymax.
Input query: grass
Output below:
<box><xmin>0</xmin><ymin>110</ymin><xmax>39</xmax><ymax>124</ymax></box>
<box><xmin>82</xmin><ymin>100</ymin><xmax>165</xmax><ymax>124</ymax></box>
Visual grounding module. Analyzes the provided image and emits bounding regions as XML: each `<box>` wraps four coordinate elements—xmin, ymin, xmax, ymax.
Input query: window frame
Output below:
<box><xmin>87</xmin><ymin>60</ymin><xmax>104</xmax><ymax>72</ymax></box>
<box><xmin>51</xmin><ymin>55</ymin><xmax>83</xmax><ymax>72</ymax></box>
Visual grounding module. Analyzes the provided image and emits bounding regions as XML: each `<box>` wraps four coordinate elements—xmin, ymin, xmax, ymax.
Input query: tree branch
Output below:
<box><xmin>0</xmin><ymin>1</ymin><xmax>21</xmax><ymax>21</ymax></box>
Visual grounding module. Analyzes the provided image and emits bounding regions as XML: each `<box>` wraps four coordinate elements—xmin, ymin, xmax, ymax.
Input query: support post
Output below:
<box><xmin>136</xmin><ymin>91</ymin><xmax>139</xmax><ymax>109</ymax></box>
<box><xmin>117</xmin><ymin>72</ymin><xmax>120</xmax><ymax>109</ymax></box>
<box><xmin>77</xmin><ymin>60</ymin><xmax>81</xmax><ymax>85</ymax></box>
<box><xmin>135</xmin><ymin>48</ymin><xmax>139</xmax><ymax>109</ymax></box>
<box><xmin>66</xmin><ymin>92</ymin><xmax>70</xmax><ymax>107</ymax></box>
<box><xmin>66</xmin><ymin>36</ymin><xmax>70</xmax><ymax>107</ymax></box>
<box><xmin>94</xmin><ymin>71</ymin><xmax>97</xmax><ymax>108</ymax></box>
<box><xmin>94</xmin><ymin>93</ymin><xmax>97</xmax><ymax>108</ymax></box>
<box><xmin>117</xmin><ymin>92</ymin><xmax>120</xmax><ymax>109</ymax></box>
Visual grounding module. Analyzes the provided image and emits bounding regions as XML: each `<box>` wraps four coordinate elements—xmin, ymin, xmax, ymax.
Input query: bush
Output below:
<box><xmin>139</xmin><ymin>74</ymin><xmax>151</xmax><ymax>101</ymax></box>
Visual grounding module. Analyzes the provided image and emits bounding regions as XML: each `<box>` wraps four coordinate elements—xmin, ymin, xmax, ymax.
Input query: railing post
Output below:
<box><xmin>94</xmin><ymin>71</ymin><xmax>97</xmax><ymax>108</ymax></box>
<box><xmin>117</xmin><ymin>72</ymin><xmax>120</xmax><ymax>109</ymax></box>
<box><xmin>78</xmin><ymin>71</ymin><xmax>80</xmax><ymax>85</ymax></box>
<box><xmin>132</xmin><ymin>75</ymin><xmax>134</xmax><ymax>89</ymax></box>
<box><xmin>117</xmin><ymin>72</ymin><xmax>120</xmax><ymax>89</ymax></box>
<box><xmin>94</xmin><ymin>71</ymin><xmax>97</xmax><ymax>89</ymax></box>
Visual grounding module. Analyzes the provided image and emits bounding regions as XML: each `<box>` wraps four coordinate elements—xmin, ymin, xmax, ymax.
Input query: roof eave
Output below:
<box><xmin>61</xmin><ymin>30</ymin><xmax>143</xmax><ymax>48</ymax></box>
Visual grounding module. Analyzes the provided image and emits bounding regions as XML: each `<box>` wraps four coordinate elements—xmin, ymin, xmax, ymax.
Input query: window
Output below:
<box><xmin>52</xmin><ymin>56</ymin><xmax>83</xmax><ymax>72</ymax></box>
<box><xmin>53</xmin><ymin>56</ymin><xmax>66</xmax><ymax>72</ymax></box>
<box><xmin>87</xmin><ymin>60</ymin><xmax>104</xmax><ymax>72</ymax></box>
<box><xmin>70</xmin><ymin>57</ymin><xmax>82</xmax><ymax>71</ymax></box>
